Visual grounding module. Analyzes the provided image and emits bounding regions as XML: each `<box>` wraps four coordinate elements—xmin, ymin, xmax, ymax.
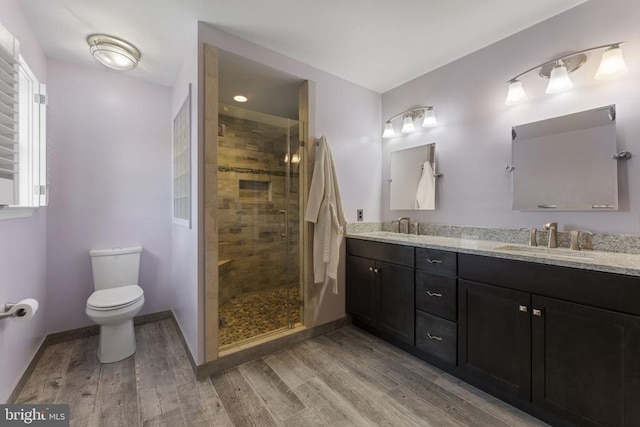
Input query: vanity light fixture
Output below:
<box><xmin>505</xmin><ymin>42</ymin><xmax>629</xmax><ymax>105</ymax></box>
<box><xmin>383</xmin><ymin>106</ymin><xmax>437</xmax><ymax>138</ymax></box>
<box><xmin>87</xmin><ymin>34</ymin><xmax>141</xmax><ymax>71</ymax></box>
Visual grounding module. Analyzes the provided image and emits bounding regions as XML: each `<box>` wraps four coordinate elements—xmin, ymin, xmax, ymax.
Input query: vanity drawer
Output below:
<box><xmin>416</xmin><ymin>248</ymin><xmax>457</xmax><ymax>276</ymax></box>
<box><xmin>415</xmin><ymin>311</ymin><xmax>457</xmax><ymax>365</ymax></box>
<box><xmin>415</xmin><ymin>271</ymin><xmax>456</xmax><ymax>321</ymax></box>
<box><xmin>347</xmin><ymin>239</ymin><xmax>414</xmax><ymax>267</ymax></box>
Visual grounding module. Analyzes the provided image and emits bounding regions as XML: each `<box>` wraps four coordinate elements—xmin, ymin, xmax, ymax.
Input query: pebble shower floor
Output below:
<box><xmin>218</xmin><ymin>285</ymin><xmax>300</xmax><ymax>347</ymax></box>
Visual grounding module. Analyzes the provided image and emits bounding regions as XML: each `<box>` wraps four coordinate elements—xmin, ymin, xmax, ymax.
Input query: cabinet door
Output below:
<box><xmin>346</xmin><ymin>255</ymin><xmax>376</xmax><ymax>327</ymax></box>
<box><xmin>532</xmin><ymin>296</ymin><xmax>640</xmax><ymax>427</ymax></box>
<box><xmin>458</xmin><ymin>280</ymin><xmax>531</xmax><ymax>400</ymax></box>
<box><xmin>377</xmin><ymin>260</ymin><xmax>415</xmax><ymax>345</ymax></box>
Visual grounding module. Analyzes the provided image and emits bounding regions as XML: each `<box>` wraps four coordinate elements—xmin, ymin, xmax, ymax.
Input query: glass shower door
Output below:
<box><xmin>217</xmin><ymin>107</ymin><xmax>301</xmax><ymax>349</ymax></box>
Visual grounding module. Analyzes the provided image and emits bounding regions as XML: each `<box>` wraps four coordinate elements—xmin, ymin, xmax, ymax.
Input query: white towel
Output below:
<box><xmin>416</xmin><ymin>161</ymin><xmax>435</xmax><ymax>210</ymax></box>
<box><xmin>304</xmin><ymin>136</ymin><xmax>347</xmax><ymax>294</ymax></box>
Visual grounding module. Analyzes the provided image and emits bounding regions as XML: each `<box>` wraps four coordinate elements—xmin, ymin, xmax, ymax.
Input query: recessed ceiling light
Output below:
<box><xmin>87</xmin><ymin>34</ymin><xmax>141</xmax><ymax>71</ymax></box>
<box><xmin>233</xmin><ymin>95</ymin><xmax>249</xmax><ymax>103</ymax></box>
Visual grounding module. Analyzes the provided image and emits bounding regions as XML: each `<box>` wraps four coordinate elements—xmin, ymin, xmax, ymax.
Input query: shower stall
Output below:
<box><xmin>216</xmin><ymin>106</ymin><xmax>303</xmax><ymax>349</ymax></box>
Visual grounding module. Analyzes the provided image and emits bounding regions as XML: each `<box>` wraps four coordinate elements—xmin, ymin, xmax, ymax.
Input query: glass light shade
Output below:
<box><xmin>505</xmin><ymin>80</ymin><xmax>528</xmax><ymax>105</ymax></box>
<box><xmin>546</xmin><ymin>64</ymin><xmax>573</xmax><ymax>94</ymax></box>
<box><xmin>401</xmin><ymin>115</ymin><xmax>416</xmax><ymax>133</ymax></box>
<box><xmin>88</xmin><ymin>35</ymin><xmax>140</xmax><ymax>71</ymax></box>
<box><xmin>291</xmin><ymin>152</ymin><xmax>300</xmax><ymax>164</ymax></box>
<box><xmin>422</xmin><ymin>108</ymin><xmax>438</xmax><ymax>127</ymax></box>
<box><xmin>382</xmin><ymin>122</ymin><xmax>395</xmax><ymax>138</ymax></box>
<box><xmin>233</xmin><ymin>95</ymin><xmax>249</xmax><ymax>102</ymax></box>
<box><xmin>595</xmin><ymin>46</ymin><xmax>629</xmax><ymax>80</ymax></box>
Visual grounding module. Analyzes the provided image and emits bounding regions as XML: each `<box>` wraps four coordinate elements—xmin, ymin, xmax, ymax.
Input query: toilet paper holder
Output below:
<box><xmin>0</xmin><ymin>302</ymin><xmax>27</xmax><ymax>320</ymax></box>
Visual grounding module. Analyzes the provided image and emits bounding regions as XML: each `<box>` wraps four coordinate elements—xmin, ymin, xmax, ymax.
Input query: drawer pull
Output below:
<box><xmin>533</xmin><ymin>309</ymin><xmax>543</xmax><ymax>317</ymax></box>
<box><xmin>427</xmin><ymin>291</ymin><xmax>442</xmax><ymax>297</ymax></box>
<box><xmin>427</xmin><ymin>333</ymin><xmax>443</xmax><ymax>341</ymax></box>
<box><xmin>519</xmin><ymin>305</ymin><xmax>528</xmax><ymax>313</ymax></box>
<box><xmin>426</xmin><ymin>258</ymin><xmax>442</xmax><ymax>264</ymax></box>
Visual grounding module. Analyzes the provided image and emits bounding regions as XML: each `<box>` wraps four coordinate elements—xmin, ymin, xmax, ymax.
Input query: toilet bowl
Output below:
<box><xmin>86</xmin><ymin>246</ymin><xmax>144</xmax><ymax>363</ymax></box>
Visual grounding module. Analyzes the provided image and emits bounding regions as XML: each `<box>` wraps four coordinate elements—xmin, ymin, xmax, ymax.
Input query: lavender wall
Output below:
<box><xmin>197</xmin><ymin>23</ymin><xmax>381</xmax><ymax>332</ymax></box>
<box><xmin>0</xmin><ymin>0</ymin><xmax>48</xmax><ymax>404</ymax></box>
<box><xmin>46</xmin><ymin>61</ymin><xmax>173</xmax><ymax>333</ymax></box>
<box><xmin>382</xmin><ymin>0</ymin><xmax>640</xmax><ymax>235</ymax></box>
<box><xmin>170</xmin><ymin>34</ymin><xmax>202</xmax><ymax>363</ymax></box>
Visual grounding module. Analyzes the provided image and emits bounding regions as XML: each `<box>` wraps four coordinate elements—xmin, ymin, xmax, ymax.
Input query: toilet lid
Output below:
<box><xmin>87</xmin><ymin>285</ymin><xmax>144</xmax><ymax>310</ymax></box>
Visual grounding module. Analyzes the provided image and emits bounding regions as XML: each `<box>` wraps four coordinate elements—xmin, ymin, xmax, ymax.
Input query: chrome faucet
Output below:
<box><xmin>397</xmin><ymin>217</ymin><xmax>410</xmax><ymax>234</ymax></box>
<box><xmin>544</xmin><ymin>222</ymin><xmax>558</xmax><ymax>248</ymax></box>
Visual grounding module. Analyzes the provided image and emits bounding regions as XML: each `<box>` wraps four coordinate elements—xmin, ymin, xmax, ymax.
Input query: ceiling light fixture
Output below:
<box><xmin>505</xmin><ymin>42</ymin><xmax>629</xmax><ymax>105</ymax></box>
<box><xmin>233</xmin><ymin>95</ymin><xmax>249</xmax><ymax>103</ymax></box>
<box><xmin>87</xmin><ymin>34</ymin><xmax>141</xmax><ymax>71</ymax></box>
<box><xmin>383</xmin><ymin>106</ymin><xmax>437</xmax><ymax>139</ymax></box>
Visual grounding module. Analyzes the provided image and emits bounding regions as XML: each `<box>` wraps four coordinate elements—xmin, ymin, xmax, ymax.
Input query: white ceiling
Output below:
<box><xmin>19</xmin><ymin>0</ymin><xmax>587</xmax><ymax>93</ymax></box>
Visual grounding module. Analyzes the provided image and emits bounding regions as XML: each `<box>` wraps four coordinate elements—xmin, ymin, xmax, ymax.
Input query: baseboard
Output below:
<box><xmin>7</xmin><ymin>310</ymin><xmax>174</xmax><ymax>403</ymax></box>
<box><xmin>194</xmin><ymin>316</ymin><xmax>352</xmax><ymax>379</ymax></box>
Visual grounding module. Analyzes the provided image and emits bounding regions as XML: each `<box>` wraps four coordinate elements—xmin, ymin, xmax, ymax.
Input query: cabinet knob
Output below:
<box><xmin>427</xmin><ymin>291</ymin><xmax>442</xmax><ymax>297</ymax></box>
<box><xmin>426</xmin><ymin>258</ymin><xmax>442</xmax><ymax>264</ymax></box>
<box><xmin>533</xmin><ymin>309</ymin><xmax>543</xmax><ymax>317</ymax></box>
<box><xmin>519</xmin><ymin>305</ymin><xmax>528</xmax><ymax>313</ymax></box>
<box><xmin>427</xmin><ymin>333</ymin><xmax>443</xmax><ymax>341</ymax></box>
<box><xmin>373</xmin><ymin>268</ymin><xmax>379</xmax><ymax>273</ymax></box>
<box><xmin>369</xmin><ymin>267</ymin><xmax>374</xmax><ymax>272</ymax></box>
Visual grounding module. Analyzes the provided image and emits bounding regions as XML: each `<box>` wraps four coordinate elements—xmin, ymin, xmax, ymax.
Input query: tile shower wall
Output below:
<box><xmin>217</xmin><ymin>114</ymin><xmax>300</xmax><ymax>306</ymax></box>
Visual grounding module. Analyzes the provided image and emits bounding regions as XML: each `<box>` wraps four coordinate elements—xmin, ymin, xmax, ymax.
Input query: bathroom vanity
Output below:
<box><xmin>346</xmin><ymin>232</ymin><xmax>640</xmax><ymax>427</ymax></box>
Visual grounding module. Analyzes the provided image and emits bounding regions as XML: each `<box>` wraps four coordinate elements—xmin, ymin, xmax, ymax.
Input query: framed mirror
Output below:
<box><xmin>511</xmin><ymin>105</ymin><xmax>618</xmax><ymax>211</ymax></box>
<box><xmin>390</xmin><ymin>143</ymin><xmax>436</xmax><ymax>210</ymax></box>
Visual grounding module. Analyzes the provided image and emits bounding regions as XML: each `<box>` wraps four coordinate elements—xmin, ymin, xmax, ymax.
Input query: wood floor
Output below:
<box><xmin>16</xmin><ymin>319</ymin><xmax>547</xmax><ymax>426</ymax></box>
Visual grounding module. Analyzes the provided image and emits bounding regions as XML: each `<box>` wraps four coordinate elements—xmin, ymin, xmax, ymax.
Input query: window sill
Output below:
<box><xmin>0</xmin><ymin>207</ymin><xmax>36</xmax><ymax>220</ymax></box>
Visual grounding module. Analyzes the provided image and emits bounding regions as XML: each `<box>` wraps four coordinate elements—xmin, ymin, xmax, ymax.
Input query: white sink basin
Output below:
<box><xmin>494</xmin><ymin>245</ymin><xmax>596</xmax><ymax>261</ymax></box>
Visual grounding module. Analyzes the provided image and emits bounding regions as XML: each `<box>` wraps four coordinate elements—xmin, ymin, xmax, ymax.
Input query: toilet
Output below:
<box><xmin>86</xmin><ymin>246</ymin><xmax>145</xmax><ymax>363</ymax></box>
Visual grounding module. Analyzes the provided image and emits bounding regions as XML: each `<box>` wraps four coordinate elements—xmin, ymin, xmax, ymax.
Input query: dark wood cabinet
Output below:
<box><xmin>414</xmin><ymin>248</ymin><xmax>458</xmax><ymax>366</ymax></box>
<box><xmin>531</xmin><ymin>296</ymin><xmax>640</xmax><ymax>427</ymax></box>
<box><xmin>346</xmin><ymin>239</ymin><xmax>415</xmax><ymax>346</ymax></box>
<box><xmin>458</xmin><ymin>280</ymin><xmax>531</xmax><ymax>400</ymax></box>
<box><xmin>347</xmin><ymin>239</ymin><xmax>640</xmax><ymax>427</ymax></box>
<box><xmin>345</xmin><ymin>255</ymin><xmax>376</xmax><ymax>327</ymax></box>
<box><xmin>459</xmin><ymin>253</ymin><xmax>640</xmax><ymax>427</ymax></box>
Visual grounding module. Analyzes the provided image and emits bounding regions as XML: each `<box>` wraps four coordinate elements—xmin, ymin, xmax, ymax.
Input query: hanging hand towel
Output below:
<box><xmin>304</xmin><ymin>135</ymin><xmax>347</xmax><ymax>294</ymax></box>
<box><xmin>416</xmin><ymin>161</ymin><xmax>435</xmax><ymax>210</ymax></box>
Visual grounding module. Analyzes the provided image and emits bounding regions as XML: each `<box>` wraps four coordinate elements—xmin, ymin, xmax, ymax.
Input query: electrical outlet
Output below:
<box><xmin>357</xmin><ymin>209</ymin><xmax>363</xmax><ymax>222</ymax></box>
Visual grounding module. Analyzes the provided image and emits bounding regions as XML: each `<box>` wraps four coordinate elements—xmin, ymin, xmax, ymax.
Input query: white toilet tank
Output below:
<box><xmin>90</xmin><ymin>246</ymin><xmax>142</xmax><ymax>291</ymax></box>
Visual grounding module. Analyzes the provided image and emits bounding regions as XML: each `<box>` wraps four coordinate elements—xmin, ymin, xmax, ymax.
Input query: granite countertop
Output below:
<box><xmin>346</xmin><ymin>231</ymin><xmax>640</xmax><ymax>277</ymax></box>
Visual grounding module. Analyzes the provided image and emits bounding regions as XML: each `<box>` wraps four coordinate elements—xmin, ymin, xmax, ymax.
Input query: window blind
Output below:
<box><xmin>0</xmin><ymin>32</ymin><xmax>18</xmax><ymax>205</ymax></box>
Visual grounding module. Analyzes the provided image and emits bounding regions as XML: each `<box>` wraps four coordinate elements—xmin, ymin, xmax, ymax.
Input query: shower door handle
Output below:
<box><xmin>279</xmin><ymin>210</ymin><xmax>287</xmax><ymax>238</ymax></box>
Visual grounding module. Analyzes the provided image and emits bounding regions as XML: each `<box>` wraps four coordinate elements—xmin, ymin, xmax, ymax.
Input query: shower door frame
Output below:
<box><xmin>203</xmin><ymin>43</ymin><xmax>313</xmax><ymax>362</ymax></box>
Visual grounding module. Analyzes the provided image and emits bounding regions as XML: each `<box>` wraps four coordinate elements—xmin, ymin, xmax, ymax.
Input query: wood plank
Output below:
<box><xmin>434</xmin><ymin>373</ymin><xmax>548</xmax><ymax>426</ymax></box>
<box><xmin>314</xmin><ymin>334</ymin><xmax>398</xmax><ymax>392</ymax></box>
<box><xmin>59</xmin><ymin>335</ymin><xmax>101</xmax><ymax>427</ymax></box>
<box><xmin>294</xmin><ymin>377</ymin><xmax>369</xmax><ymax>426</ymax></box>
<box><xmin>160</xmin><ymin>319</ymin><xmax>195</xmax><ymax>386</ymax></box>
<box><xmin>210</xmin><ymin>367</ymin><xmax>278</xmax><ymax>426</ymax></box>
<box><xmin>290</xmin><ymin>338</ymin><xmax>420</xmax><ymax>426</ymax></box>
<box><xmin>195</xmin><ymin>378</ymin><xmax>234</xmax><ymax>426</ymax></box>
<box><xmin>384</xmin><ymin>385</ymin><xmax>465</xmax><ymax>427</ymax></box>
<box><xmin>135</xmin><ymin>322</ymin><xmax>182</xmax><ymax>422</ymax></box>
<box><xmin>95</xmin><ymin>354</ymin><xmax>139</xmax><ymax>427</ymax></box>
<box><xmin>284</xmin><ymin>408</ymin><xmax>327</xmax><ymax>427</ymax></box>
<box><xmin>239</xmin><ymin>359</ymin><xmax>305</xmax><ymax>422</ymax></box>
<box><xmin>15</xmin><ymin>338</ymin><xmax>81</xmax><ymax>404</ymax></box>
<box><xmin>141</xmin><ymin>408</ymin><xmax>185</xmax><ymax>427</ymax></box>
<box><xmin>340</xmin><ymin>325</ymin><xmax>444</xmax><ymax>380</ymax></box>
<box><xmin>264</xmin><ymin>350</ymin><xmax>314</xmax><ymax>390</ymax></box>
